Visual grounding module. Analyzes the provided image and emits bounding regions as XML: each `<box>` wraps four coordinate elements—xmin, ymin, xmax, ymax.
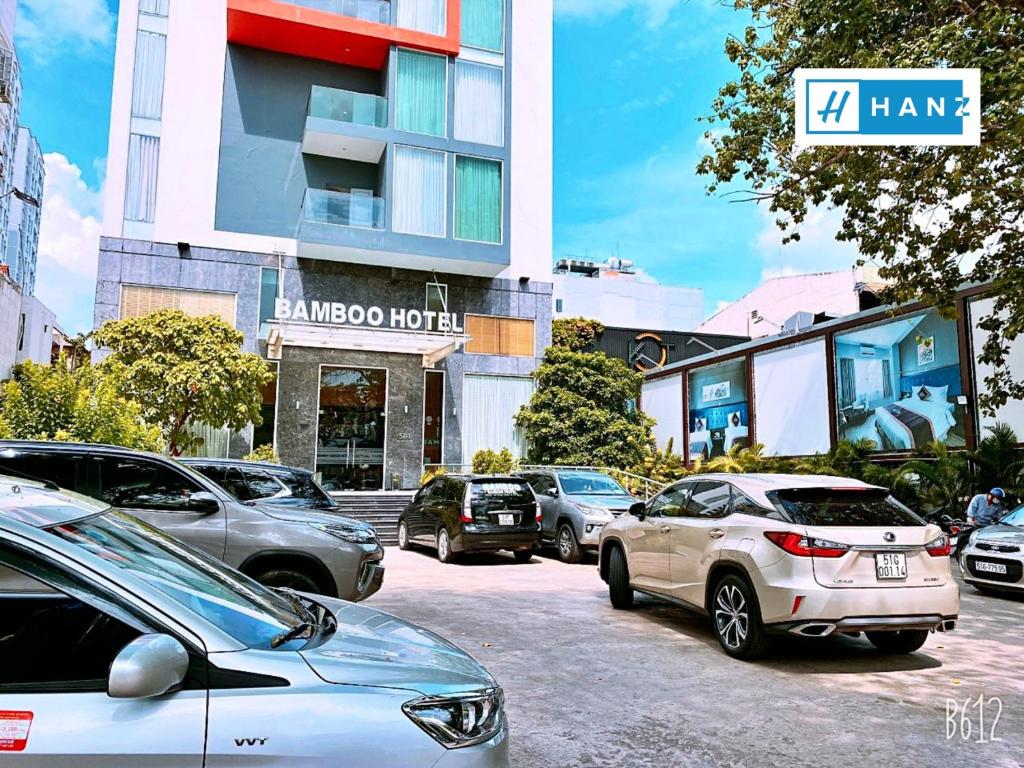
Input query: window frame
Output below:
<box><xmin>391</xmin><ymin>144</ymin><xmax>448</xmax><ymax>239</ymax></box>
<box><xmin>394</xmin><ymin>47</ymin><xmax>449</xmax><ymax>139</ymax></box>
<box><xmin>464</xmin><ymin>313</ymin><xmax>534</xmax><ymax>357</ymax></box>
<box><xmin>426</xmin><ymin>282</ymin><xmax>448</xmax><ymax>314</ymax></box>
<box><xmin>683</xmin><ymin>481</ymin><xmax>733</xmax><ymax>519</ymax></box>
<box><xmin>462</xmin><ymin>0</ymin><xmax>506</xmax><ymax>53</ymax></box>
<box><xmin>648</xmin><ymin>483</ymin><xmax>692</xmax><ymax>518</ymax></box>
<box><xmin>454</xmin><ymin>59</ymin><xmax>505</xmax><ymax>147</ymax></box>
<box><xmin>96</xmin><ymin>457</ymin><xmax>205</xmax><ymax>514</ymax></box>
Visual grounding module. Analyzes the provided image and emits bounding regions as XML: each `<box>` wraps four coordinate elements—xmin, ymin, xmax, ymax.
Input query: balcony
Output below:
<box><xmin>303</xmin><ymin>188</ymin><xmax>386</xmax><ymax>230</ymax></box>
<box><xmin>287</xmin><ymin>0</ymin><xmax>390</xmax><ymax>24</ymax></box>
<box><xmin>303</xmin><ymin>85</ymin><xmax>388</xmax><ymax>162</ymax></box>
<box><xmin>226</xmin><ymin>0</ymin><xmax>459</xmax><ymax>70</ymax></box>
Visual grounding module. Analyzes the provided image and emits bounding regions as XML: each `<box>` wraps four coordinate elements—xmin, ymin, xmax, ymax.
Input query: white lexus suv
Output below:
<box><xmin>599</xmin><ymin>474</ymin><xmax>959</xmax><ymax>660</ymax></box>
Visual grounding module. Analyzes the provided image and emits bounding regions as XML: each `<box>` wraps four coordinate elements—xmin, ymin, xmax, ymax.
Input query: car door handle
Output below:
<box><xmin>708</xmin><ymin>529</ymin><xmax>725</xmax><ymax>539</ymax></box>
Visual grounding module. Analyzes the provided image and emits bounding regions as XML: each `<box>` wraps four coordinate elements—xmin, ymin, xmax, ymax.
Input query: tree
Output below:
<box><xmin>698</xmin><ymin>1</ymin><xmax>1024</xmax><ymax>413</ymax></box>
<box><xmin>0</xmin><ymin>358</ymin><xmax>163</xmax><ymax>451</ymax></box>
<box><xmin>516</xmin><ymin>319</ymin><xmax>654</xmax><ymax>468</ymax></box>
<box><xmin>471</xmin><ymin>448</ymin><xmax>518</xmax><ymax>475</ymax></box>
<box><xmin>92</xmin><ymin>310</ymin><xmax>274</xmax><ymax>456</ymax></box>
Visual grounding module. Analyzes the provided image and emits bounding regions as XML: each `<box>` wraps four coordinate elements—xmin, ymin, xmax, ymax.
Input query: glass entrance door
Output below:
<box><xmin>316</xmin><ymin>367</ymin><xmax>387</xmax><ymax>491</ymax></box>
<box><xmin>423</xmin><ymin>370</ymin><xmax>444</xmax><ymax>466</ymax></box>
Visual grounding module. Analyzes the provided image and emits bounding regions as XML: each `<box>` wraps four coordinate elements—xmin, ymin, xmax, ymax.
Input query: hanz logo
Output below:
<box><xmin>795</xmin><ymin>68</ymin><xmax>980</xmax><ymax>147</ymax></box>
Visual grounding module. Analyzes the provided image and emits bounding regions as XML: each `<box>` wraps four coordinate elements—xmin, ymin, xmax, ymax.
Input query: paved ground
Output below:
<box><xmin>365</xmin><ymin>547</ymin><xmax>1024</xmax><ymax>767</ymax></box>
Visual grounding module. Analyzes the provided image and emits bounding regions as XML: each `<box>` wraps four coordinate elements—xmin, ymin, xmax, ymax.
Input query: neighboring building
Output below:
<box><xmin>552</xmin><ymin>257</ymin><xmax>705</xmax><ymax>331</ymax></box>
<box><xmin>0</xmin><ymin>1</ymin><xmax>21</xmax><ymax>268</ymax></box>
<box><xmin>0</xmin><ymin>265</ymin><xmax>19</xmax><ymax>378</ymax></box>
<box><xmin>95</xmin><ymin>0</ymin><xmax>554</xmax><ymax>489</ymax></box>
<box><xmin>697</xmin><ymin>266</ymin><xmax>886</xmax><ymax>339</ymax></box>
<box><xmin>6</xmin><ymin>127</ymin><xmax>43</xmax><ymax>295</ymax></box>
<box><xmin>641</xmin><ymin>283</ymin><xmax>1022</xmax><ymax>463</ymax></box>
<box><xmin>15</xmin><ymin>294</ymin><xmax>62</xmax><ymax>368</ymax></box>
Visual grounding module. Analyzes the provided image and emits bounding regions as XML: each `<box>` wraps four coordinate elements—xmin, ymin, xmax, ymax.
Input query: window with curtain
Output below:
<box><xmin>454</xmin><ymin>61</ymin><xmax>503</xmax><ymax>146</ymax></box>
<box><xmin>131</xmin><ymin>31</ymin><xmax>167</xmax><ymax>119</ymax></box>
<box><xmin>124</xmin><ymin>134</ymin><xmax>160</xmax><ymax>223</ymax></box>
<box><xmin>120</xmin><ymin>285</ymin><xmax>236</xmax><ymax>325</ymax></box>
<box><xmin>396</xmin><ymin>0</ymin><xmax>446</xmax><ymax>35</ymax></box>
<box><xmin>455</xmin><ymin>155</ymin><xmax>501</xmax><ymax>243</ymax></box>
<box><xmin>139</xmin><ymin>0</ymin><xmax>170</xmax><ymax>16</ymax></box>
<box><xmin>465</xmin><ymin>315</ymin><xmax>534</xmax><ymax>356</ymax></box>
<box><xmin>393</xmin><ymin>146</ymin><xmax>446</xmax><ymax>237</ymax></box>
<box><xmin>396</xmin><ymin>49</ymin><xmax>447</xmax><ymax>137</ymax></box>
<box><xmin>462</xmin><ymin>374</ymin><xmax>534</xmax><ymax>460</ymax></box>
<box><xmin>461</xmin><ymin>0</ymin><xmax>504</xmax><ymax>51</ymax></box>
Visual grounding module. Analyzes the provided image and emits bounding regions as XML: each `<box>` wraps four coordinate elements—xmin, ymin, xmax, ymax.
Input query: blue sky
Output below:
<box><xmin>17</xmin><ymin>0</ymin><xmax>855</xmax><ymax>333</ymax></box>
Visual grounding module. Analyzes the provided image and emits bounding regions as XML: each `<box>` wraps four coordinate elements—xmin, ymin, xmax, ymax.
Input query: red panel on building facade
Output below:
<box><xmin>227</xmin><ymin>0</ymin><xmax>461</xmax><ymax>70</ymax></box>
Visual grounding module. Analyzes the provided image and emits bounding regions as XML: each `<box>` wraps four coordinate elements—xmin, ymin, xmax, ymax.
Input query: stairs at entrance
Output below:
<box><xmin>330</xmin><ymin>492</ymin><xmax>414</xmax><ymax>546</ymax></box>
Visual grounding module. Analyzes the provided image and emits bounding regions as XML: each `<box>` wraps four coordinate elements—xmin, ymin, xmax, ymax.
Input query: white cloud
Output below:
<box><xmin>555</xmin><ymin>0</ymin><xmax>683</xmax><ymax>28</ymax></box>
<box><xmin>754</xmin><ymin>204</ymin><xmax>861</xmax><ymax>278</ymax></box>
<box><xmin>15</xmin><ymin>0</ymin><xmax>115</xmax><ymax>64</ymax></box>
<box><xmin>34</xmin><ymin>153</ymin><xmax>102</xmax><ymax>334</ymax></box>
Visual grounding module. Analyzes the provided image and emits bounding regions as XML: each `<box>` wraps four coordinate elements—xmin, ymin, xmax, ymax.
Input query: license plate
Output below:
<box><xmin>976</xmin><ymin>561</ymin><xmax>1008</xmax><ymax>575</ymax></box>
<box><xmin>875</xmin><ymin>552</ymin><xmax>908</xmax><ymax>580</ymax></box>
<box><xmin>498</xmin><ymin>513</ymin><xmax>515</xmax><ymax>526</ymax></box>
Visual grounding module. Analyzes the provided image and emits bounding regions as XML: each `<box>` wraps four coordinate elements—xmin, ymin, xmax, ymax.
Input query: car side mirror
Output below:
<box><xmin>188</xmin><ymin>491</ymin><xmax>220</xmax><ymax>514</ymax></box>
<box><xmin>108</xmin><ymin>634</ymin><xmax>189</xmax><ymax>699</ymax></box>
<box><xmin>629</xmin><ymin>501</ymin><xmax>647</xmax><ymax>520</ymax></box>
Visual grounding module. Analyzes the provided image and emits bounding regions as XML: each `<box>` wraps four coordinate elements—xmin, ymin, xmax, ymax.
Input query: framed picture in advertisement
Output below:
<box><xmin>702</xmin><ymin>381</ymin><xmax>731</xmax><ymax>402</ymax></box>
<box><xmin>917</xmin><ymin>336</ymin><xmax>935</xmax><ymax>367</ymax></box>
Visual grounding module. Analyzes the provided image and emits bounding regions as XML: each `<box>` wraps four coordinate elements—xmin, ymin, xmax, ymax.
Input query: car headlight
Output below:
<box><xmin>310</xmin><ymin>522</ymin><xmax>378</xmax><ymax>545</ymax></box>
<box><xmin>573</xmin><ymin>502</ymin><xmax>611</xmax><ymax>520</ymax></box>
<box><xmin>403</xmin><ymin>688</ymin><xmax>505</xmax><ymax>749</ymax></box>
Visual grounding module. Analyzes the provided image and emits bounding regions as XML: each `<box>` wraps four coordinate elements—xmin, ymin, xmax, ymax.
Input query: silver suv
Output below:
<box><xmin>0</xmin><ymin>441</ymin><xmax>384</xmax><ymax>601</ymax></box>
<box><xmin>0</xmin><ymin>479</ymin><xmax>508</xmax><ymax>765</ymax></box>
<box><xmin>517</xmin><ymin>470</ymin><xmax>639</xmax><ymax>562</ymax></box>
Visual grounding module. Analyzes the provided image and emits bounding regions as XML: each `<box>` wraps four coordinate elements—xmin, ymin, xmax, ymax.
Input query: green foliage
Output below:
<box><xmin>471</xmin><ymin>448</ymin><xmax>519</xmax><ymax>475</ymax></box>
<box><xmin>243</xmin><ymin>444</ymin><xmax>280</xmax><ymax>464</ymax></box>
<box><xmin>516</xmin><ymin>345</ymin><xmax>654</xmax><ymax>468</ymax></box>
<box><xmin>0</xmin><ymin>358</ymin><xmax>163</xmax><ymax>452</ymax></box>
<box><xmin>551</xmin><ymin>317</ymin><xmax>604</xmax><ymax>352</ymax></box>
<box><xmin>698</xmin><ymin>0</ymin><xmax>1024</xmax><ymax>414</ymax></box>
<box><xmin>898</xmin><ymin>443</ymin><xmax>974</xmax><ymax>514</ymax></box>
<box><xmin>93</xmin><ymin>310</ymin><xmax>273</xmax><ymax>457</ymax></box>
<box><xmin>970</xmin><ymin>422</ymin><xmax>1024</xmax><ymax>500</ymax></box>
<box><xmin>420</xmin><ymin>465</ymin><xmax>448</xmax><ymax>487</ymax></box>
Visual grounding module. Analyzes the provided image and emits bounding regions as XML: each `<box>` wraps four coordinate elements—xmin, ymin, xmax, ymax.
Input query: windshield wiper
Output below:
<box><xmin>270</xmin><ymin>622</ymin><xmax>313</xmax><ymax>649</ymax></box>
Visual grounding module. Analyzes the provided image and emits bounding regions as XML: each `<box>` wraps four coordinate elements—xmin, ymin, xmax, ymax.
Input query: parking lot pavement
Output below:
<box><xmin>365</xmin><ymin>548</ymin><xmax>1024</xmax><ymax>768</ymax></box>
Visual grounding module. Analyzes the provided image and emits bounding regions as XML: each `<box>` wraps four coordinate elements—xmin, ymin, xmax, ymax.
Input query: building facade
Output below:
<box><xmin>552</xmin><ymin>257</ymin><xmax>705</xmax><ymax>331</ymax></box>
<box><xmin>6</xmin><ymin>127</ymin><xmax>43</xmax><ymax>295</ymax></box>
<box><xmin>95</xmin><ymin>0</ymin><xmax>553</xmax><ymax>489</ymax></box>
<box><xmin>0</xmin><ymin>1</ymin><xmax>21</xmax><ymax>271</ymax></box>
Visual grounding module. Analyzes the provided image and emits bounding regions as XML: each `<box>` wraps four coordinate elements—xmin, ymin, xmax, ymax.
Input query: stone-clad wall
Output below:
<box><xmin>95</xmin><ymin>237</ymin><xmax>553</xmax><ymax>475</ymax></box>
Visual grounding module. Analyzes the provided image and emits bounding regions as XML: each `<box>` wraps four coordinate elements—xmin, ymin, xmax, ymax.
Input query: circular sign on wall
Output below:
<box><xmin>630</xmin><ymin>332</ymin><xmax>669</xmax><ymax>371</ymax></box>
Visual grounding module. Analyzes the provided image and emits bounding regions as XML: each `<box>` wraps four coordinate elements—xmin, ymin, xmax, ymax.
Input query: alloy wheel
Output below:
<box><xmin>559</xmin><ymin>527</ymin><xmax>573</xmax><ymax>557</ymax></box>
<box><xmin>438</xmin><ymin>529</ymin><xmax>449</xmax><ymax>560</ymax></box>
<box><xmin>714</xmin><ymin>584</ymin><xmax>749</xmax><ymax>650</ymax></box>
<box><xmin>398</xmin><ymin>521</ymin><xmax>408</xmax><ymax>548</ymax></box>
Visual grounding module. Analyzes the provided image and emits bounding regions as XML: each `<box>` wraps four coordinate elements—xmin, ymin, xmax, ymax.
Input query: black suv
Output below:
<box><xmin>398</xmin><ymin>475</ymin><xmax>541</xmax><ymax>563</ymax></box>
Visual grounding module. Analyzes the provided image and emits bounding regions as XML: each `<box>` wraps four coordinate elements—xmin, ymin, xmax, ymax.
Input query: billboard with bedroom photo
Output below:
<box><xmin>687</xmin><ymin>359</ymin><xmax>749</xmax><ymax>460</ymax></box>
<box><xmin>834</xmin><ymin>310</ymin><xmax>967</xmax><ymax>452</ymax></box>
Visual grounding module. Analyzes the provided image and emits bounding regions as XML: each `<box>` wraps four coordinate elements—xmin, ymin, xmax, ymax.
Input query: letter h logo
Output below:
<box><xmin>806</xmin><ymin>80</ymin><xmax>860</xmax><ymax>134</ymax></box>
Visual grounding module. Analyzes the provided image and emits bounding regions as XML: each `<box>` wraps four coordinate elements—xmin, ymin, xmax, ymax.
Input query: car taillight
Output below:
<box><xmin>926</xmin><ymin>534</ymin><xmax>951</xmax><ymax>557</ymax></box>
<box><xmin>535</xmin><ymin>502</ymin><xmax>543</xmax><ymax>523</ymax></box>
<box><xmin>461</xmin><ymin>498</ymin><xmax>473</xmax><ymax>524</ymax></box>
<box><xmin>764</xmin><ymin>531</ymin><xmax>850</xmax><ymax>558</ymax></box>
<box><xmin>949</xmin><ymin>525</ymin><xmax>960</xmax><ymax>536</ymax></box>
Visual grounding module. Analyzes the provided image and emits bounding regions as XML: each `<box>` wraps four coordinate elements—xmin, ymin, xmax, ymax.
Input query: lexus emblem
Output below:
<box><xmin>883</xmin><ymin>532</ymin><xmax>896</xmax><ymax>543</ymax></box>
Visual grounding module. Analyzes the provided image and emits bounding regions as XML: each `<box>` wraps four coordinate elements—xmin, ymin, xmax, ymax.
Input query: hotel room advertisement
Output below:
<box><xmin>834</xmin><ymin>310</ymin><xmax>967</xmax><ymax>452</ymax></box>
<box><xmin>687</xmin><ymin>359</ymin><xmax>750</xmax><ymax>460</ymax></box>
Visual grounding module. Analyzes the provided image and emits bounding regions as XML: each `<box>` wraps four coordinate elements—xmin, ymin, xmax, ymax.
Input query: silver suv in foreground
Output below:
<box><xmin>0</xmin><ymin>479</ymin><xmax>509</xmax><ymax>766</ymax></box>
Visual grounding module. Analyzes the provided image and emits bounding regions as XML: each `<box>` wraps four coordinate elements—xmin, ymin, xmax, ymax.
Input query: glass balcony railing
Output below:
<box><xmin>286</xmin><ymin>0</ymin><xmax>390</xmax><ymax>25</ymax></box>
<box><xmin>303</xmin><ymin>189</ymin><xmax>386</xmax><ymax>230</ymax></box>
<box><xmin>309</xmin><ymin>85</ymin><xmax>388</xmax><ymax>129</ymax></box>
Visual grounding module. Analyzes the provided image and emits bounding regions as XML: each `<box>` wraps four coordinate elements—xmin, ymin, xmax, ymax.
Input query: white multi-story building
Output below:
<box><xmin>551</xmin><ymin>257</ymin><xmax>704</xmax><ymax>331</ymax></box>
<box><xmin>0</xmin><ymin>0</ymin><xmax>21</xmax><ymax>270</ymax></box>
<box><xmin>6</xmin><ymin>126</ymin><xmax>44</xmax><ymax>295</ymax></box>
<box><xmin>95</xmin><ymin>0</ymin><xmax>553</xmax><ymax>487</ymax></box>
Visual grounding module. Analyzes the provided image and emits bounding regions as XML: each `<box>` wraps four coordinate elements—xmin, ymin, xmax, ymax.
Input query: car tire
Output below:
<box><xmin>512</xmin><ymin>549</ymin><xmax>534</xmax><ymax>564</ymax></box>
<box><xmin>397</xmin><ymin>520</ymin><xmax>411</xmax><ymax>551</ymax></box>
<box><xmin>711</xmin><ymin>575</ymin><xmax>769</xmax><ymax>660</ymax></box>
<box><xmin>608</xmin><ymin>546</ymin><xmax>634</xmax><ymax>609</ymax></box>
<box><xmin>865</xmin><ymin>630</ymin><xmax>929</xmax><ymax>654</ymax></box>
<box><xmin>436</xmin><ymin>527</ymin><xmax>457</xmax><ymax>564</ymax></box>
<box><xmin>252</xmin><ymin>567</ymin><xmax>322</xmax><ymax>595</ymax></box>
<box><xmin>557</xmin><ymin>523</ymin><xmax>581</xmax><ymax>564</ymax></box>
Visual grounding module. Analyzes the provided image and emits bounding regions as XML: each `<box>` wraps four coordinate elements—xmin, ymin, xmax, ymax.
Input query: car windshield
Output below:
<box><xmin>770</xmin><ymin>488</ymin><xmax>925</xmax><ymax>527</ymax></box>
<box><xmin>999</xmin><ymin>504</ymin><xmax>1024</xmax><ymax>527</ymax></box>
<box><xmin>558</xmin><ymin>473</ymin><xmax>629</xmax><ymax>496</ymax></box>
<box><xmin>47</xmin><ymin>511</ymin><xmax>314</xmax><ymax>651</ymax></box>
